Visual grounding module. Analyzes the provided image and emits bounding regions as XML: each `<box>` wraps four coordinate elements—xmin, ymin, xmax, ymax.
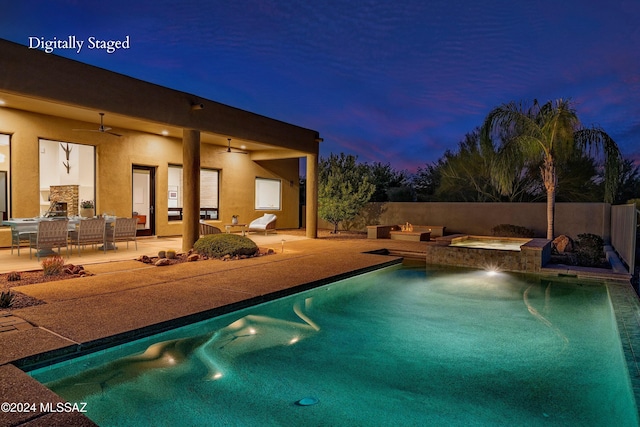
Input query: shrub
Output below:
<box><xmin>7</xmin><ymin>271</ymin><xmax>21</xmax><ymax>282</ymax></box>
<box><xmin>41</xmin><ymin>255</ymin><xmax>65</xmax><ymax>276</ymax></box>
<box><xmin>0</xmin><ymin>290</ymin><xmax>14</xmax><ymax>308</ymax></box>
<box><xmin>158</xmin><ymin>250</ymin><xmax>166</xmax><ymax>259</ymax></box>
<box><xmin>575</xmin><ymin>233</ymin><xmax>605</xmax><ymax>267</ymax></box>
<box><xmin>491</xmin><ymin>224</ymin><xmax>535</xmax><ymax>238</ymax></box>
<box><xmin>194</xmin><ymin>234</ymin><xmax>258</xmax><ymax>258</ymax></box>
<box><xmin>166</xmin><ymin>249</ymin><xmax>176</xmax><ymax>259</ymax></box>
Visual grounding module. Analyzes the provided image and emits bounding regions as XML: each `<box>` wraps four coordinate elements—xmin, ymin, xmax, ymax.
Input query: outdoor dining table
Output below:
<box><xmin>3</xmin><ymin>216</ymin><xmax>81</xmax><ymax>231</ymax></box>
<box><xmin>2</xmin><ymin>216</ymin><xmax>113</xmax><ymax>255</ymax></box>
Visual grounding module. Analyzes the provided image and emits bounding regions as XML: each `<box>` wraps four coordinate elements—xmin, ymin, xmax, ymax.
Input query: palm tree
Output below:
<box><xmin>481</xmin><ymin>99</ymin><xmax>622</xmax><ymax>239</ymax></box>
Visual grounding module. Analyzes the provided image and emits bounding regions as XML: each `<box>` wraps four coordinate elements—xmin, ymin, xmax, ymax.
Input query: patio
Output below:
<box><xmin>0</xmin><ymin>231</ymin><xmax>310</xmax><ymax>275</ymax></box>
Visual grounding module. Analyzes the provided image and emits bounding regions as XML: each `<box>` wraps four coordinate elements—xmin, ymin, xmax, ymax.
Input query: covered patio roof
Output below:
<box><xmin>0</xmin><ymin>39</ymin><xmax>320</xmax><ymax>158</ymax></box>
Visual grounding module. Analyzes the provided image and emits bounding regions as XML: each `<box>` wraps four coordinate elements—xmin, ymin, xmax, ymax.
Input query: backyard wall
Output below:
<box><xmin>312</xmin><ymin>202</ymin><xmax>612</xmax><ymax>241</ymax></box>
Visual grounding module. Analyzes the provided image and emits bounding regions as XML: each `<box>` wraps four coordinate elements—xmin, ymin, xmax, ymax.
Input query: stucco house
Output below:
<box><xmin>0</xmin><ymin>39</ymin><xmax>321</xmax><ymax>251</ymax></box>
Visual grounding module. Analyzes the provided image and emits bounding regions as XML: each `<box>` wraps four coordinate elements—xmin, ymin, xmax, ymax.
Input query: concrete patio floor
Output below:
<box><xmin>0</xmin><ymin>232</ymin><xmax>310</xmax><ymax>275</ymax></box>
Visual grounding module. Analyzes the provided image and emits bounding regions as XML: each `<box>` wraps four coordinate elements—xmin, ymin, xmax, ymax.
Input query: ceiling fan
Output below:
<box><xmin>73</xmin><ymin>112</ymin><xmax>122</xmax><ymax>137</ymax></box>
<box><xmin>220</xmin><ymin>138</ymin><xmax>247</xmax><ymax>154</ymax></box>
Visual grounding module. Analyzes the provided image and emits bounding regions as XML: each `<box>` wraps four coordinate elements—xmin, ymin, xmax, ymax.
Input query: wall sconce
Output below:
<box><xmin>191</xmin><ymin>103</ymin><xmax>204</xmax><ymax>111</ymax></box>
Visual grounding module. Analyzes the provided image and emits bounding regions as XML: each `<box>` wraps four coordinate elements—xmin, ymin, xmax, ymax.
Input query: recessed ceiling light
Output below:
<box><xmin>161</xmin><ymin>130</ymin><xmax>169</xmax><ymax>136</ymax></box>
<box><xmin>240</xmin><ymin>145</ymin><xmax>246</xmax><ymax>150</ymax></box>
<box><xmin>0</xmin><ymin>100</ymin><xmax>6</xmax><ymax>106</ymax></box>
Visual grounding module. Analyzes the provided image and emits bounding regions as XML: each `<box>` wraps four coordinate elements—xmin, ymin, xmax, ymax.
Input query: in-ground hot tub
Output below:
<box><xmin>449</xmin><ymin>235</ymin><xmax>531</xmax><ymax>251</ymax></box>
<box><xmin>426</xmin><ymin>234</ymin><xmax>551</xmax><ymax>273</ymax></box>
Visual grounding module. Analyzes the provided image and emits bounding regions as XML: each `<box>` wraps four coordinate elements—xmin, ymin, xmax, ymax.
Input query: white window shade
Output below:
<box><xmin>200</xmin><ymin>169</ymin><xmax>219</xmax><ymax>208</ymax></box>
<box><xmin>255</xmin><ymin>178</ymin><xmax>281</xmax><ymax>210</ymax></box>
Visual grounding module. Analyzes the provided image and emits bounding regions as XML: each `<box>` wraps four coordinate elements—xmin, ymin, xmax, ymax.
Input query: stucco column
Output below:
<box><xmin>305</xmin><ymin>153</ymin><xmax>318</xmax><ymax>239</ymax></box>
<box><xmin>182</xmin><ymin>129</ymin><xmax>201</xmax><ymax>251</ymax></box>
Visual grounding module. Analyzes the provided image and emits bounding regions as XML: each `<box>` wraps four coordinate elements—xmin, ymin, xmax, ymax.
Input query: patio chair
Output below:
<box><xmin>105</xmin><ymin>217</ymin><xmax>138</xmax><ymax>250</ymax></box>
<box><xmin>69</xmin><ymin>217</ymin><xmax>106</xmax><ymax>256</ymax></box>
<box><xmin>11</xmin><ymin>224</ymin><xmax>37</xmax><ymax>256</ymax></box>
<box><xmin>199</xmin><ymin>220</ymin><xmax>221</xmax><ymax>236</ymax></box>
<box><xmin>29</xmin><ymin>219</ymin><xmax>70</xmax><ymax>260</ymax></box>
<box><xmin>247</xmin><ymin>213</ymin><xmax>277</xmax><ymax>235</ymax></box>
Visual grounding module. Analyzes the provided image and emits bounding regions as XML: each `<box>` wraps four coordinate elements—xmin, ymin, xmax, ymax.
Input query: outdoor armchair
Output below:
<box><xmin>106</xmin><ymin>217</ymin><xmax>138</xmax><ymax>250</ymax></box>
<box><xmin>10</xmin><ymin>224</ymin><xmax>36</xmax><ymax>256</ymax></box>
<box><xmin>199</xmin><ymin>220</ymin><xmax>221</xmax><ymax>236</ymax></box>
<box><xmin>29</xmin><ymin>219</ymin><xmax>70</xmax><ymax>260</ymax></box>
<box><xmin>69</xmin><ymin>217</ymin><xmax>106</xmax><ymax>256</ymax></box>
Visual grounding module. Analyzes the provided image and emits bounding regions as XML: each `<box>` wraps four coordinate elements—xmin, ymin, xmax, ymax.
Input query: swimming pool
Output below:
<box><xmin>31</xmin><ymin>264</ymin><xmax>638</xmax><ymax>426</ymax></box>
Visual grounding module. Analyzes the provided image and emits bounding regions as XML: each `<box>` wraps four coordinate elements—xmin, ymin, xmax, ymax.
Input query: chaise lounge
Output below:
<box><xmin>248</xmin><ymin>213</ymin><xmax>277</xmax><ymax>235</ymax></box>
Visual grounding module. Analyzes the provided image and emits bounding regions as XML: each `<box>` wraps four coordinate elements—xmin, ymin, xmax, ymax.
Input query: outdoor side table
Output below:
<box><xmin>224</xmin><ymin>223</ymin><xmax>247</xmax><ymax>236</ymax></box>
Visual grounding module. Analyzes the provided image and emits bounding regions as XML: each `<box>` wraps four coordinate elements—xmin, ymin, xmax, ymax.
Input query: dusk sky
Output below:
<box><xmin>2</xmin><ymin>0</ymin><xmax>639</xmax><ymax>173</ymax></box>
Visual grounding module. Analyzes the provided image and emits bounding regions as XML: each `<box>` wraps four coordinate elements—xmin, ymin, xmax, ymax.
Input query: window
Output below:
<box><xmin>200</xmin><ymin>169</ymin><xmax>219</xmax><ymax>219</ymax></box>
<box><xmin>38</xmin><ymin>139</ymin><xmax>95</xmax><ymax>216</ymax></box>
<box><xmin>0</xmin><ymin>134</ymin><xmax>9</xmax><ymax>221</ymax></box>
<box><xmin>167</xmin><ymin>165</ymin><xmax>219</xmax><ymax>220</ymax></box>
<box><xmin>255</xmin><ymin>177</ymin><xmax>281</xmax><ymax>210</ymax></box>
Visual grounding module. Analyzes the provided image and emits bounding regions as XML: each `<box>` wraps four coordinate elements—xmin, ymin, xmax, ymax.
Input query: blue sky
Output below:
<box><xmin>2</xmin><ymin>0</ymin><xmax>639</xmax><ymax>172</ymax></box>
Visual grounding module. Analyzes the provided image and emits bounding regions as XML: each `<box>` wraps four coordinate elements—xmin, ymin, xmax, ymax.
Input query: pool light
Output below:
<box><xmin>295</xmin><ymin>397</ymin><xmax>319</xmax><ymax>406</ymax></box>
<box><xmin>484</xmin><ymin>264</ymin><xmax>502</xmax><ymax>276</ymax></box>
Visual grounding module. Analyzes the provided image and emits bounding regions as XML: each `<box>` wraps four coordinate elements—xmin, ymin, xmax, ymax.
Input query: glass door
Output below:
<box><xmin>132</xmin><ymin>166</ymin><xmax>155</xmax><ymax>236</ymax></box>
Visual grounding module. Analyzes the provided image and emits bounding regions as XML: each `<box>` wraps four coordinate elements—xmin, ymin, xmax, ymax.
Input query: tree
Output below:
<box><xmin>318</xmin><ymin>153</ymin><xmax>375</xmax><ymax>233</ymax></box>
<box><xmin>611</xmin><ymin>158</ymin><xmax>640</xmax><ymax>204</ymax></box>
<box><xmin>481</xmin><ymin>99</ymin><xmax>622</xmax><ymax>239</ymax></box>
<box><xmin>430</xmin><ymin>128</ymin><xmax>540</xmax><ymax>202</ymax></box>
<box><xmin>366</xmin><ymin>162</ymin><xmax>413</xmax><ymax>202</ymax></box>
<box><xmin>412</xmin><ymin>162</ymin><xmax>442</xmax><ymax>202</ymax></box>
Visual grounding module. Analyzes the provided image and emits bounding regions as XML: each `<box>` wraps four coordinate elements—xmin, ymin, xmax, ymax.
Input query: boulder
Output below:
<box><xmin>553</xmin><ymin>235</ymin><xmax>574</xmax><ymax>253</ymax></box>
<box><xmin>155</xmin><ymin>258</ymin><xmax>172</xmax><ymax>267</ymax></box>
<box><xmin>187</xmin><ymin>254</ymin><xmax>200</xmax><ymax>262</ymax></box>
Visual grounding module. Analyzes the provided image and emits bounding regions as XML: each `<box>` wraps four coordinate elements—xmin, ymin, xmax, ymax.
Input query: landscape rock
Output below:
<box><xmin>553</xmin><ymin>235</ymin><xmax>574</xmax><ymax>253</ymax></box>
<box><xmin>155</xmin><ymin>258</ymin><xmax>172</xmax><ymax>267</ymax></box>
<box><xmin>187</xmin><ymin>254</ymin><xmax>199</xmax><ymax>262</ymax></box>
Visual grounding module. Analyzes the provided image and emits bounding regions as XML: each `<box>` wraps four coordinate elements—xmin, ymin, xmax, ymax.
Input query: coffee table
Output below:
<box><xmin>224</xmin><ymin>223</ymin><xmax>247</xmax><ymax>236</ymax></box>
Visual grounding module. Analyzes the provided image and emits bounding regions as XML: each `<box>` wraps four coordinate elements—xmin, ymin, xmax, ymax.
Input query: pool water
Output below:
<box><xmin>31</xmin><ymin>264</ymin><xmax>638</xmax><ymax>426</ymax></box>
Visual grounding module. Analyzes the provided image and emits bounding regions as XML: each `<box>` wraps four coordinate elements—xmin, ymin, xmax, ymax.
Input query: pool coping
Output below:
<box><xmin>607</xmin><ymin>281</ymin><xmax>640</xmax><ymax>409</ymax></box>
<box><xmin>12</xmin><ymin>257</ymin><xmax>404</xmax><ymax>372</ymax></box>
